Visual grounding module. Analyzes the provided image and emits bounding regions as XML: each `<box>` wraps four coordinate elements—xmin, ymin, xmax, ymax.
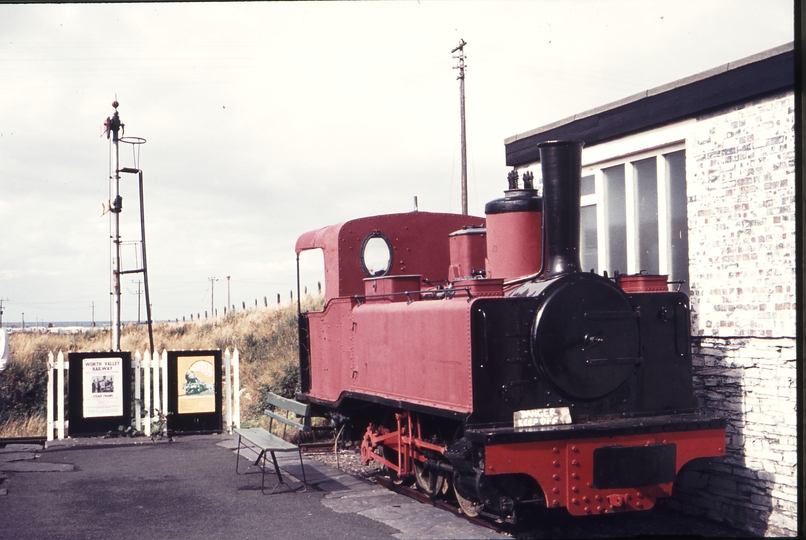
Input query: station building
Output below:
<box><xmin>503</xmin><ymin>43</ymin><xmax>796</xmax><ymax>536</ymax></box>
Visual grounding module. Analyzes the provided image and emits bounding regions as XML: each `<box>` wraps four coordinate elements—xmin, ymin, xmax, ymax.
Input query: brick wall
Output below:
<box><xmin>687</xmin><ymin>90</ymin><xmax>795</xmax><ymax>339</ymax></box>
<box><xmin>665</xmin><ymin>338</ymin><xmax>797</xmax><ymax>536</ymax></box>
<box><xmin>671</xmin><ymin>91</ymin><xmax>797</xmax><ymax>536</ymax></box>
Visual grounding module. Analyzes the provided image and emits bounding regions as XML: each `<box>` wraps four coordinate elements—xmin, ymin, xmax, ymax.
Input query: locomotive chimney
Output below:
<box><xmin>538</xmin><ymin>140</ymin><xmax>584</xmax><ymax>277</ymax></box>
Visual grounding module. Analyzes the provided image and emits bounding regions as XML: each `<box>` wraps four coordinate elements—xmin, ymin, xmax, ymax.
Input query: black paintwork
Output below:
<box><xmin>593</xmin><ymin>443</ymin><xmax>677</xmax><ymax>489</ymax></box>
<box><xmin>467</xmin><ymin>272</ymin><xmax>699</xmax><ymax>429</ymax></box>
<box><xmin>484</xmin><ymin>189</ymin><xmax>542</xmax><ymax>214</ymax></box>
<box><xmin>298</xmin><ymin>313</ymin><xmax>311</xmax><ymax>394</ymax></box>
<box><xmin>463</xmin><ymin>412</ymin><xmax>725</xmax><ymax>445</ymax></box>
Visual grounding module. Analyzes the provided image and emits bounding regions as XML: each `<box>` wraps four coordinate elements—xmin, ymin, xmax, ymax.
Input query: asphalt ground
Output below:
<box><xmin>0</xmin><ymin>434</ymin><xmax>503</xmax><ymax>540</ymax></box>
<box><xmin>0</xmin><ymin>435</ymin><xmax>753</xmax><ymax>539</ymax></box>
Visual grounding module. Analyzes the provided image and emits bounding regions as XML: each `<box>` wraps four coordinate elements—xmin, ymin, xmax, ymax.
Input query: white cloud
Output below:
<box><xmin>0</xmin><ymin>0</ymin><xmax>793</xmax><ymax>324</ymax></box>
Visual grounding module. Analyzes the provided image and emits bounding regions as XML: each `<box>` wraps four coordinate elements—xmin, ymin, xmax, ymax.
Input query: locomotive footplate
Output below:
<box><xmin>464</xmin><ymin>411</ymin><xmax>725</xmax><ymax>446</ymax></box>
<box><xmin>467</xmin><ymin>412</ymin><xmax>726</xmax><ymax>516</ymax></box>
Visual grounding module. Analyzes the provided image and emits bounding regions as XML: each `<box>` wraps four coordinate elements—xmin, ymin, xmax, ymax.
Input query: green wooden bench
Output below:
<box><xmin>234</xmin><ymin>392</ymin><xmax>311</xmax><ymax>493</ymax></box>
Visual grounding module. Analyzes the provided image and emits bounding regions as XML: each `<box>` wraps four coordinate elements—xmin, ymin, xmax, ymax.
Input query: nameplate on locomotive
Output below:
<box><xmin>514</xmin><ymin>407</ymin><xmax>572</xmax><ymax>428</ymax></box>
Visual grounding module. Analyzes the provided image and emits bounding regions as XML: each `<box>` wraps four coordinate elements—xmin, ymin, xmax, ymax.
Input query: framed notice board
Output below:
<box><xmin>67</xmin><ymin>351</ymin><xmax>132</xmax><ymax>436</ymax></box>
<box><xmin>166</xmin><ymin>350</ymin><xmax>222</xmax><ymax>433</ymax></box>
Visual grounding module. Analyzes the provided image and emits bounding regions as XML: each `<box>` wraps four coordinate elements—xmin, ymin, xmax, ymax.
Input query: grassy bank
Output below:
<box><xmin>0</xmin><ymin>295</ymin><xmax>324</xmax><ymax>438</ymax></box>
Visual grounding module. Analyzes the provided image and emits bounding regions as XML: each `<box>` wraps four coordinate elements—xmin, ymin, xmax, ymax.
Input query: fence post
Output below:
<box><xmin>56</xmin><ymin>351</ymin><xmax>65</xmax><ymax>440</ymax></box>
<box><xmin>224</xmin><ymin>348</ymin><xmax>232</xmax><ymax>434</ymax></box>
<box><xmin>134</xmin><ymin>351</ymin><xmax>142</xmax><ymax>433</ymax></box>
<box><xmin>161</xmin><ymin>350</ymin><xmax>168</xmax><ymax>436</ymax></box>
<box><xmin>152</xmin><ymin>349</ymin><xmax>161</xmax><ymax>421</ymax></box>
<box><xmin>143</xmin><ymin>350</ymin><xmax>151</xmax><ymax>437</ymax></box>
<box><xmin>46</xmin><ymin>351</ymin><xmax>54</xmax><ymax>442</ymax></box>
<box><xmin>233</xmin><ymin>348</ymin><xmax>240</xmax><ymax>429</ymax></box>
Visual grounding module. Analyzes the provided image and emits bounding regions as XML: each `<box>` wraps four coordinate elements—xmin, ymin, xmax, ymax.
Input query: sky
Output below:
<box><xmin>0</xmin><ymin>0</ymin><xmax>794</xmax><ymax>326</ymax></box>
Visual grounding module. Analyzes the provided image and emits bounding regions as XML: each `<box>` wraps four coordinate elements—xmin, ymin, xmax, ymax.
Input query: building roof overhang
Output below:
<box><xmin>504</xmin><ymin>42</ymin><xmax>795</xmax><ymax>167</ymax></box>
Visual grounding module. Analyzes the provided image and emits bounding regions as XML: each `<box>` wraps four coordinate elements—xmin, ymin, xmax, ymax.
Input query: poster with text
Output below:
<box><xmin>177</xmin><ymin>355</ymin><xmax>216</xmax><ymax>414</ymax></box>
<box><xmin>82</xmin><ymin>357</ymin><xmax>124</xmax><ymax>418</ymax></box>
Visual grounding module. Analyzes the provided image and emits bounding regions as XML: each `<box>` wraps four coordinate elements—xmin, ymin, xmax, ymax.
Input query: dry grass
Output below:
<box><xmin>1</xmin><ymin>295</ymin><xmax>325</xmax><ymax>438</ymax></box>
<box><xmin>0</xmin><ymin>414</ymin><xmax>46</xmax><ymax>438</ymax></box>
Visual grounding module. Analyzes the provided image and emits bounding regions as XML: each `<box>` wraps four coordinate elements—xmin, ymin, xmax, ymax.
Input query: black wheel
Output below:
<box><xmin>414</xmin><ymin>460</ymin><xmax>446</xmax><ymax>499</ymax></box>
<box><xmin>454</xmin><ymin>484</ymin><xmax>484</xmax><ymax>517</ymax></box>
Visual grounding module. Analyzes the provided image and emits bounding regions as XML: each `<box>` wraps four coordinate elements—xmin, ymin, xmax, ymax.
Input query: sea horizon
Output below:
<box><xmin>2</xmin><ymin>320</ymin><xmax>165</xmax><ymax>332</ymax></box>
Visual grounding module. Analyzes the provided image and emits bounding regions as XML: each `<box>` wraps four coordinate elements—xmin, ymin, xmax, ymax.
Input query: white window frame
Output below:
<box><xmin>581</xmin><ymin>141</ymin><xmax>686</xmax><ymax>277</ymax></box>
<box><xmin>525</xmin><ymin>120</ymin><xmax>695</xmax><ymax>280</ymax></box>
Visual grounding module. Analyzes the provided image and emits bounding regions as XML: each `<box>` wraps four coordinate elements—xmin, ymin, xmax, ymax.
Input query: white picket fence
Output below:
<box><xmin>46</xmin><ymin>348</ymin><xmax>241</xmax><ymax>441</ymax></box>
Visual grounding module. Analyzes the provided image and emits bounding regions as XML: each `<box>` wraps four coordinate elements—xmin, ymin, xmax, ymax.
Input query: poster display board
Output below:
<box><xmin>82</xmin><ymin>356</ymin><xmax>124</xmax><ymax>418</ymax></box>
<box><xmin>68</xmin><ymin>351</ymin><xmax>132</xmax><ymax>436</ymax></box>
<box><xmin>166</xmin><ymin>350</ymin><xmax>222</xmax><ymax>433</ymax></box>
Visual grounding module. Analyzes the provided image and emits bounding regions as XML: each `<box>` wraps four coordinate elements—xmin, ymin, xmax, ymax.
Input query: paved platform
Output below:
<box><xmin>0</xmin><ymin>434</ymin><xmax>504</xmax><ymax>540</ymax></box>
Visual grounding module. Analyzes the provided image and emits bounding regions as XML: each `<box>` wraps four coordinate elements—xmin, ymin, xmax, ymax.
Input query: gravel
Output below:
<box><xmin>306</xmin><ymin>447</ymin><xmax>383</xmax><ymax>478</ymax></box>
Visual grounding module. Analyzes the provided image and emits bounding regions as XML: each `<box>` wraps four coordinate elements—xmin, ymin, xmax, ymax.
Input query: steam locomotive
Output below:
<box><xmin>294</xmin><ymin>140</ymin><xmax>725</xmax><ymax>521</ymax></box>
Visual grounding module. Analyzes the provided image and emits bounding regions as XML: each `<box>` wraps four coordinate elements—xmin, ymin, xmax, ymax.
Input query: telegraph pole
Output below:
<box><xmin>0</xmin><ymin>298</ymin><xmax>6</xmax><ymax>328</ymax></box>
<box><xmin>452</xmin><ymin>39</ymin><xmax>468</xmax><ymax>215</ymax></box>
<box><xmin>132</xmin><ymin>280</ymin><xmax>142</xmax><ymax>325</ymax></box>
<box><xmin>209</xmin><ymin>277</ymin><xmax>218</xmax><ymax>317</ymax></box>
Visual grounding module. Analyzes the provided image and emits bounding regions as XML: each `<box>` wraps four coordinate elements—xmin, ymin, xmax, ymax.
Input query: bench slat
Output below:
<box><xmin>265</xmin><ymin>393</ymin><xmax>310</xmax><ymax>417</ymax></box>
<box><xmin>264</xmin><ymin>409</ymin><xmax>308</xmax><ymax>432</ymax></box>
<box><xmin>234</xmin><ymin>427</ymin><xmax>298</xmax><ymax>452</ymax></box>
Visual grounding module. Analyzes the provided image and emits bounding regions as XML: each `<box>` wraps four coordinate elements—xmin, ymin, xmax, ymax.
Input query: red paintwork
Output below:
<box><xmin>485</xmin><ymin>210</ymin><xmax>543</xmax><ymax>281</ymax></box>
<box><xmin>305</xmin><ymin>298</ymin><xmax>356</xmax><ymax>403</ymax></box>
<box><xmin>484</xmin><ymin>428</ymin><xmax>726</xmax><ymax>515</ymax></box>
<box><xmin>352</xmin><ymin>300</ymin><xmax>474</xmax><ymax>412</ymax></box>
<box><xmin>360</xmin><ymin>411</ymin><xmax>447</xmax><ymax>475</ymax></box>
<box><xmin>617</xmin><ymin>274</ymin><xmax>670</xmax><ymax>293</ymax></box>
<box><xmin>296</xmin><ymin>212</ymin><xmax>484</xmax><ymax>302</ymax></box>
<box><xmin>306</xmin><ymin>295</ymin><xmax>475</xmax><ymax>413</ymax></box>
<box><xmin>448</xmin><ymin>228</ymin><xmax>487</xmax><ymax>281</ymax></box>
<box><xmin>299</xmin><ymin>212</ymin><xmax>484</xmax><ymax>413</ymax></box>
<box><xmin>452</xmin><ymin>278</ymin><xmax>505</xmax><ymax>297</ymax></box>
<box><xmin>364</xmin><ymin>275</ymin><xmax>422</xmax><ymax>301</ymax></box>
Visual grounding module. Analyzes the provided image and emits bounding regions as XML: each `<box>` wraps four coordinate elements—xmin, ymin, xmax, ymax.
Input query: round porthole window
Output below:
<box><xmin>360</xmin><ymin>232</ymin><xmax>393</xmax><ymax>277</ymax></box>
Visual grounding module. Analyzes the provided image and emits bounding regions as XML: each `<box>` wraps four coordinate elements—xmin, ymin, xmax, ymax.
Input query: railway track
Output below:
<box><xmin>371</xmin><ymin>473</ymin><xmax>510</xmax><ymax>535</ymax></box>
<box><xmin>369</xmin><ymin>473</ymin><xmax>752</xmax><ymax>539</ymax></box>
<box><xmin>304</xmin><ymin>445</ymin><xmax>514</xmax><ymax>534</ymax></box>
<box><xmin>299</xmin><ymin>441</ymin><xmax>339</xmax><ymax>454</ymax></box>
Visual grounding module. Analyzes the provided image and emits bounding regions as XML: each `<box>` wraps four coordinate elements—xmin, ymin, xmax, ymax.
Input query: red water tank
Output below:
<box><xmin>448</xmin><ymin>226</ymin><xmax>487</xmax><ymax>281</ymax></box>
<box><xmin>617</xmin><ymin>274</ymin><xmax>670</xmax><ymax>293</ymax></box>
